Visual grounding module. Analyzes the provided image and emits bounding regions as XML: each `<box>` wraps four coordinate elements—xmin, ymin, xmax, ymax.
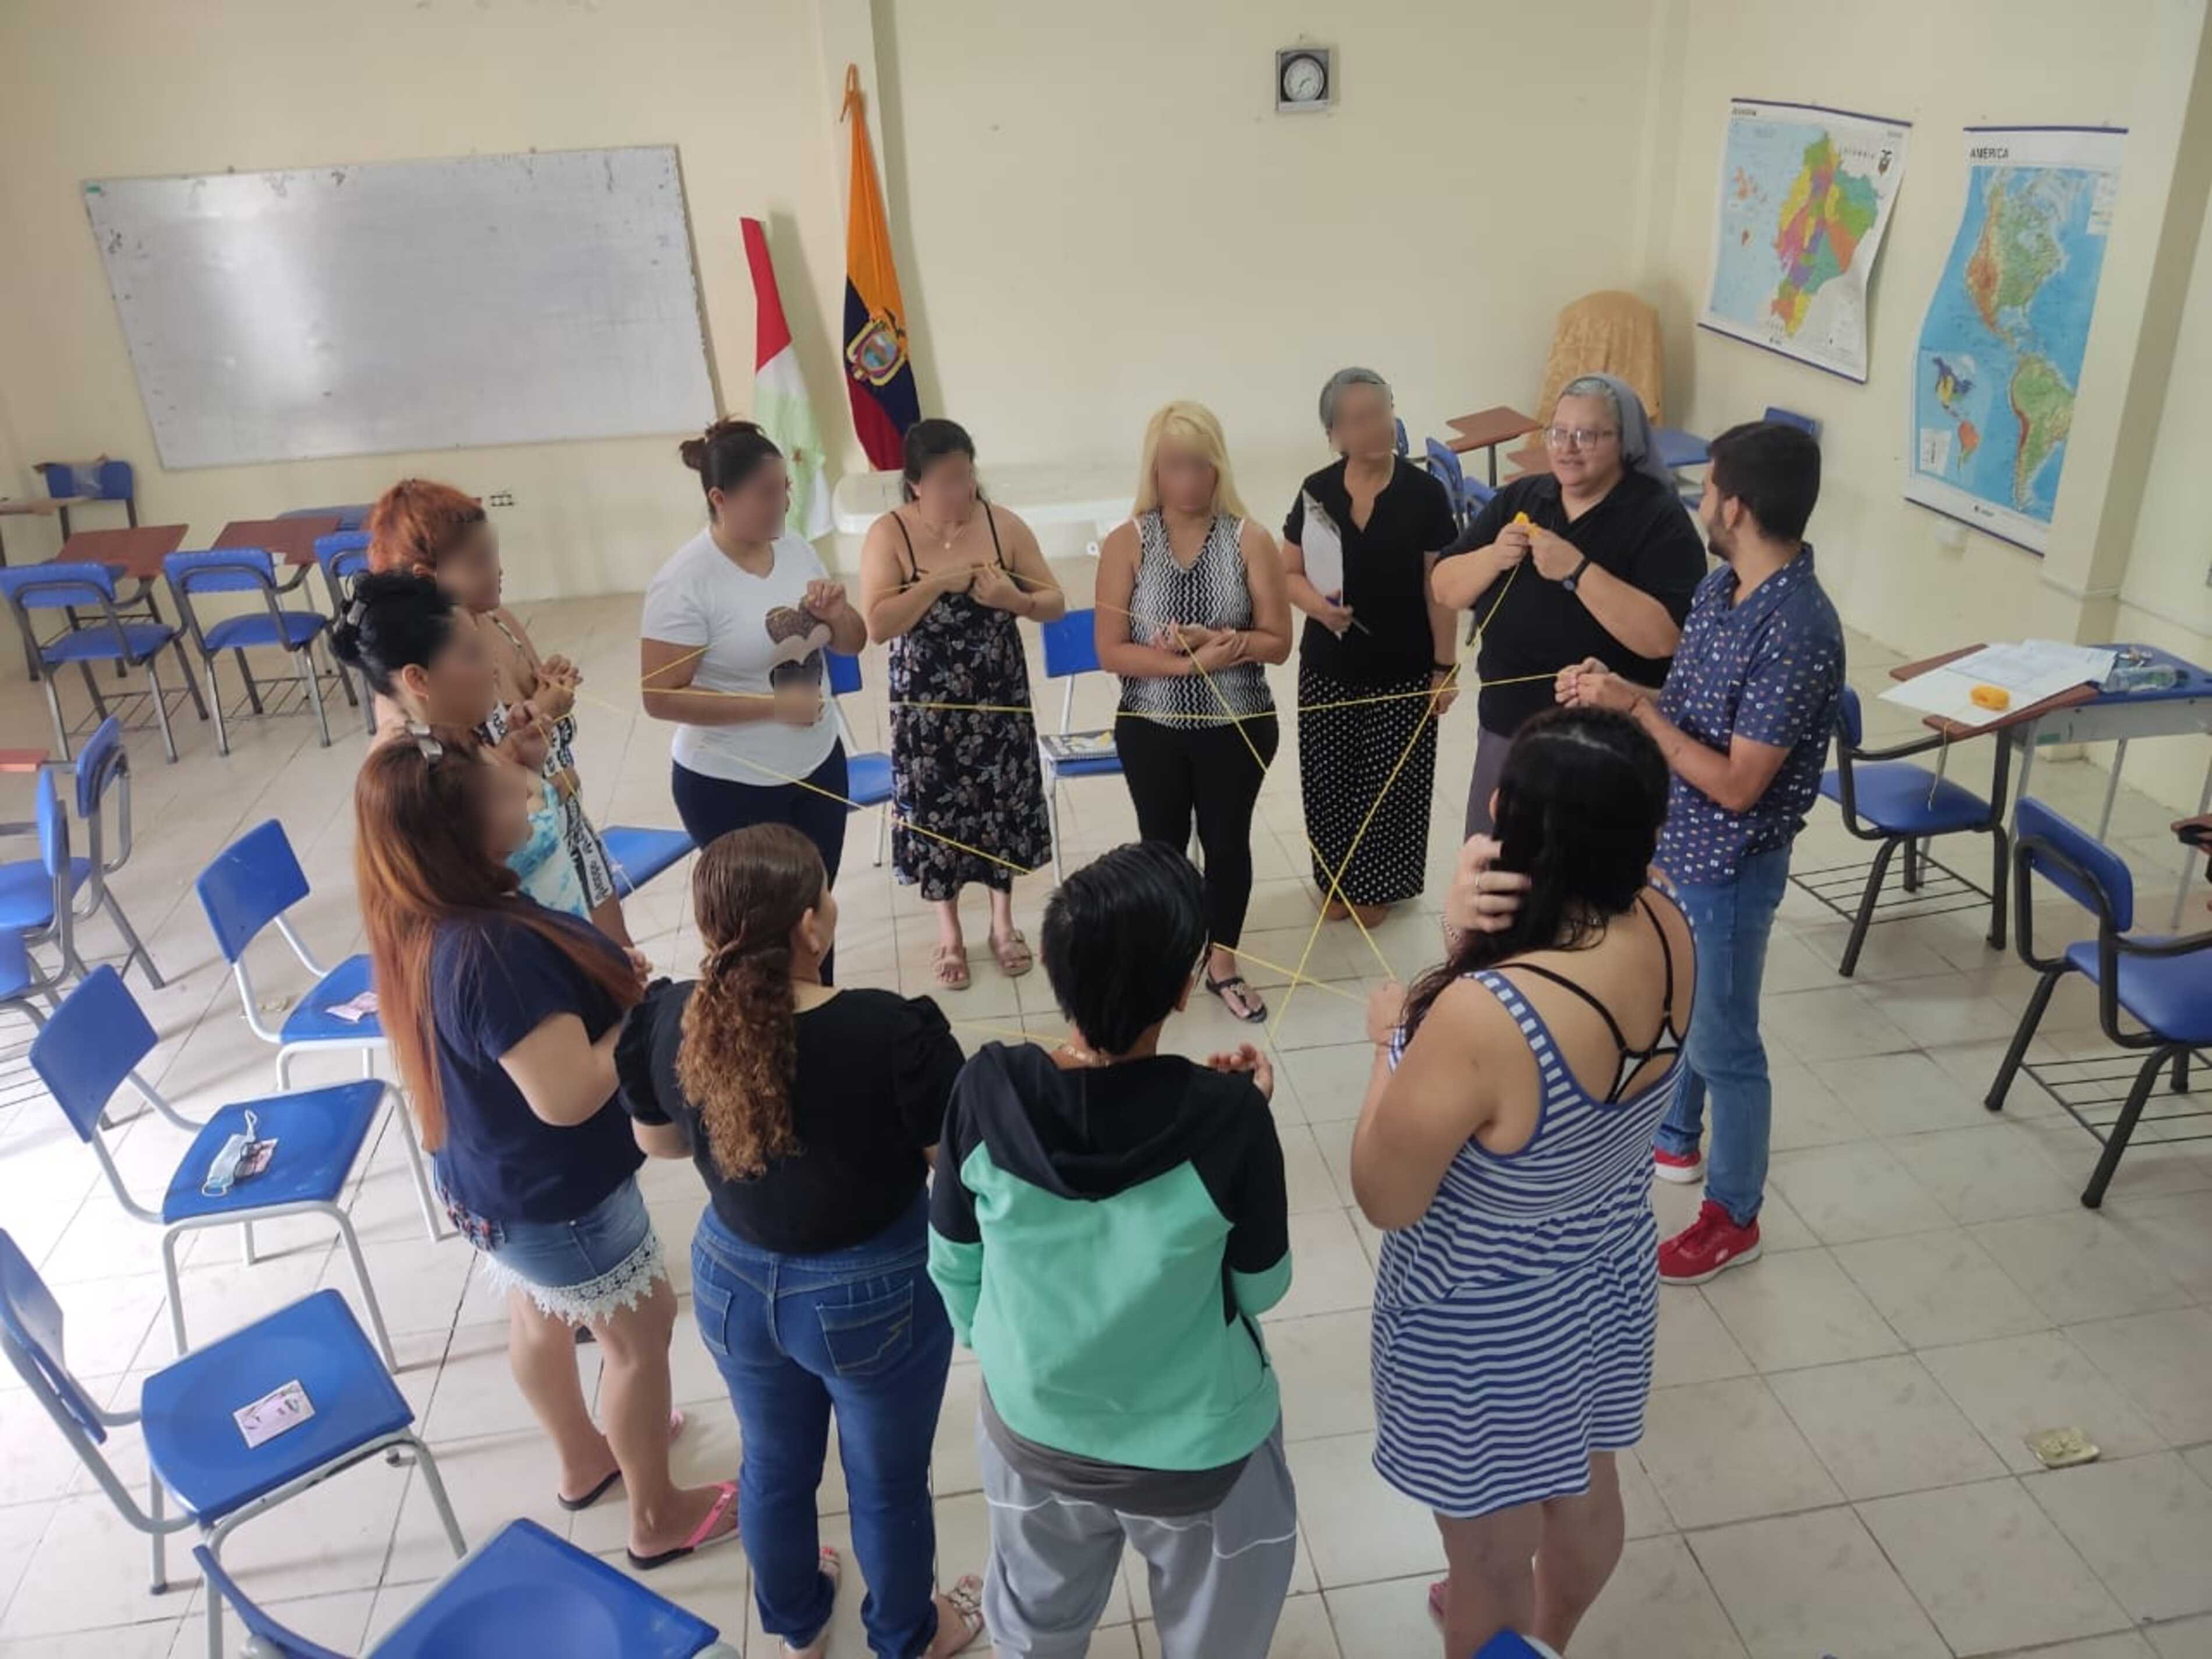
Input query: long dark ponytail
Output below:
<box><xmin>1402</xmin><ymin>707</ymin><xmax>1670</xmax><ymax>1036</ymax></box>
<box><xmin>676</xmin><ymin>823</ymin><xmax>824</xmax><ymax>1178</ymax></box>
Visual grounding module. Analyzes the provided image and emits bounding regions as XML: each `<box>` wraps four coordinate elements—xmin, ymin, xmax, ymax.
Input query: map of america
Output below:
<box><xmin>1703</xmin><ymin>101</ymin><xmax>1910</xmax><ymax>382</ymax></box>
<box><xmin>1906</xmin><ymin>127</ymin><xmax>2124</xmax><ymax>554</ymax></box>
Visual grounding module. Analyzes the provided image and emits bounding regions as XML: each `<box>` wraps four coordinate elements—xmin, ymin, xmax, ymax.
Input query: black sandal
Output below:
<box><xmin>1205</xmin><ymin>974</ymin><xmax>1267</xmax><ymax>1023</ymax></box>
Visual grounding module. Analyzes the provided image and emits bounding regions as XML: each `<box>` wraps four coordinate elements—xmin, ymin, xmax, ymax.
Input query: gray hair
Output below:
<box><xmin>1318</xmin><ymin>366</ymin><xmax>1392</xmax><ymax>431</ymax></box>
<box><xmin>1557</xmin><ymin>374</ymin><xmax>1622</xmax><ymax>426</ymax></box>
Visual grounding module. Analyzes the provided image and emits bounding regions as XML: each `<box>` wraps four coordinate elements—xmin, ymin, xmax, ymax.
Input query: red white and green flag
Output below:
<box><xmin>741</xmin><ymin>217</ymin><xmax>834</xmax><ymax>541</ymax></box>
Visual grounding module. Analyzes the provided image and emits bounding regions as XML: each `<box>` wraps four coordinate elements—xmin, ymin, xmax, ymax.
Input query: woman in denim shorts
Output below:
<box><xmin>619</xmin><ymin>824</ymin><xmax>985</xmax><ymax>1657</ymax></box>
<box><xmin>355</xmin><ymin>727</ymin><xmax>738</xmax><ymax>1570</ymax></box>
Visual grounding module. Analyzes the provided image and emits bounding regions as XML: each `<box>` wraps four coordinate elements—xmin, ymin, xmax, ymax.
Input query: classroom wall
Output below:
<box><xmin>1649</xmin><ymin>0</ymin><xmax>2212</xmax><ymax>810</ymax></box>
<box><xmin>0</xmin><ymin>0</ymin><xmax>849</xmax><ymax>619</ymax></box>
<box><xmin>875</xmin><ymin>0</ymin><xmax>1677</xmax><ymax>521</ymax></box>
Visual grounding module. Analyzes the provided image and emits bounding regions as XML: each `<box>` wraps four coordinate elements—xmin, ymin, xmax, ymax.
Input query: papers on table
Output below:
<box><xmin>1881</xmin><ymin>640</ymin><xmax>2119</xmax><ymax>725</ymax></box>
<box><xmin>1298</xmin><ymin>492</ymin><xmax>1345</xmax><ymax>599</ymax></box>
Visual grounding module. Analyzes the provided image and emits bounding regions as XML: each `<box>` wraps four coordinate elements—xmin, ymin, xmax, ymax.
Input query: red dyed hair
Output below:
<box><xmin>353</xmin><ymin>729</ymin><xmax>639</xmax><ymax>1150</ymax></box>
<box><xmin>367</xmin><ymin>478</ymin><xmax>486</xmax><ymax>577</ymax></box>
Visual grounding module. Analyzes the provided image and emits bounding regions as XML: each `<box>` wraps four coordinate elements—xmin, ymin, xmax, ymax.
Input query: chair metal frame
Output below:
<box><xmin>6</xmin><ymin>762</ymin><xmax>162</xmax><ymax>993</ymax></box>
<box><xmin>198</xmin><ymin>823</ymin><xmax>444</xmax><ymax>1243</ymax></box>
<box><xmin>314</xmin><ymin>532</ymin><xmax>378</xmax><ymax>736</ymax></box>
<box><xmin>0</xmin><ymin>1233</ymin><xmax>463</xmax><ymax>1659</ymax></box>
<box><xmin>1036</xmin><ymin>609</ymin><xmax>1123</xmax><ymax>882</ymax></box>
<box><xmin>0</xmin><ymin>562</ymin><xmax>205</xmax><ymax>762</ymax></box>
<box><xmin>1985</xmin><ymin>800</ymin><xmax>2212</xmax><ymax>1206</ymax></box>
<box><xmin>165</xmin><ymin>550</ymin><xmax>338</xmax><ymax>754</ymax></box>
<box><xmin>1820</xmin><ymin>686</ymin><xmax>2012</xmax><ymax>976</ymax></box>
<box><xmin>31</xmin><ymin>966</ymin><xmax>401</xmax><ymax>1367</ymax></box>
<box><xmin>60</xmin><ymin>715</ymin><xmax>166</xmax><ymax>987</ymax></box>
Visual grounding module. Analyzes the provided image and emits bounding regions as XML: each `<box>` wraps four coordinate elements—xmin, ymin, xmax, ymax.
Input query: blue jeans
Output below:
<box><xmin>1655</xmin><ymin>843</ymin><xmax>1792</xmax><ymax>1226</ymax></box>
<box><xmin>690</xmin><ymin>1194</ymin><xmax>953</xmax><ymax>1658</ymax></box>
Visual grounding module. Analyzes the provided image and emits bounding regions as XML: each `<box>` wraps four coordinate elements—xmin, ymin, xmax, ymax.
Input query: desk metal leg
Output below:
<box><xmin>2008</xmin><ymin>721</ymin><xmax>2040</xmax><ymax>837</ymax></box>
<box><xmin>2173</xmin><ymin>749</ymin><xmax>2212</xmax><ymax>931</ymax></box>
<box><xmin>1486</xmin><ymin>445</ymin><xmax>1499</xmax><ymax>487</ymax></box>
<box><xmin>2097</xmin><ymin>739</ymin><xmax>2128</xmax><ymax>841</ymax></box>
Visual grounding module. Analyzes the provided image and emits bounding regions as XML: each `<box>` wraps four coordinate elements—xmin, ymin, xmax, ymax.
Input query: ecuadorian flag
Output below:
<box><xmin>839</xmin><ymin>65</ymin><xmax>919</xmax><ymax>470</ymax></box>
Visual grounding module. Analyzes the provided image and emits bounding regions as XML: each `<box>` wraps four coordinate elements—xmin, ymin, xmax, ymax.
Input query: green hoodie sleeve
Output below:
<box><xmin>1226</xmin><ymin>1091</ymin><xmax>1292</xmax><ymax>1318</ymax></box>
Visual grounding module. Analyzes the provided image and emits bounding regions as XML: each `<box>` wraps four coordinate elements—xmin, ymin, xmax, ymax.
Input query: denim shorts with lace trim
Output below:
<box><xmin>454</xmin><ymin>1175</ymin><xmax>668</xmax><ymax>1325</ymax></box>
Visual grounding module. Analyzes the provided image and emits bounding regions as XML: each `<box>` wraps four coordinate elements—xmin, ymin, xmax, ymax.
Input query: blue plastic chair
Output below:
<box><xmin>49</xmin><ymin>715</ymin><xmax>164</xmax><ymax>985</ymax></box>
<box><xmin>0</xmin><ymin>745</ymin><xmax>162</xmax><ymax>990</ymax></box>
<box><xmin>1423</xmin><ymin>437</ymin><xmax>1476</xmax><ymax>528</ymax></box>
<box><xmin>30</xmin><ymin>965</ymin><xmax>400</xmax><ymax>1364</ymax></box>
<box><xmin>165</xmin><ymin>549</ymin><xmax>338</xmax><ymax>753</ymax></box>
<box><xmin>828</xmin><ymin>650</ymin><xmax>896</xmax><ymax>866</ymax></box>
<box><xmin>194</xmin><ymin>1519</ymin><xmax>736</xmax><ymax>1657</ymax></box>
<box><xmin>1764</xmin><ymin>405</ymin><xmax>1820</xmax><ymax>438</ymax></box>
<box><xmin>1037</xmin><ymin>610</ymin><xmax>1123</xmax><ymax>882</ymax></box>
<box><xmin>1986</xmin><ymin>799</ymin><xmax>2212</xmax><ymax>1207</ymax></box>
<box><xmin>34</xmin><ymin>456</ymin><xmax>137</xmax><ymax>532</ymax></box>
<box><xmin>1393</xmin><ymin>416</ymin><xmax>1410</xmax><ymax>458</ymax></box>
<box><xmin>0</xmin><ymin>560</ymin><xmax>202</xmax><ymax>762</ymax></box>
<box><xmin>1818</xmin><ymin>686</ymin><xmax>2009</xmax><ymax>976</ymax></box>
<box><xmin>601</xmin><ymin>826</ymin><xmax>697</xmax><ymax>899</ymax></box>
<box><xmin>195</xmin><ymin>820</ymin><xmax>442</xmax><ymax>1242</ymax></box>
<box><xmin>0</xmin><ymin>1229</ymin><xmax>462</xmax><ymax>1658</ymax></box>
<box><xmin>315</xmin><ymin>532</ymin><xmax>377</xmax><ymax>735</ymax></box>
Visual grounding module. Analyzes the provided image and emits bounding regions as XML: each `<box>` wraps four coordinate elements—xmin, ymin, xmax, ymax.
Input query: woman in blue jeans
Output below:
<box><xmin>618</xmin><ymin>823</ymin><xmax>985</xmax><ymax>1659</ymax></box>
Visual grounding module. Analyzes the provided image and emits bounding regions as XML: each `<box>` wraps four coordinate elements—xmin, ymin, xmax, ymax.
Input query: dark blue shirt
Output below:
<box><xmin>1655</xmin><ymin>547</ymin><xmax>1844</xmax><ymax>886</ymax></box>
<box><xmin>429</xmin><ymin>903</ymin><xmax>641</xmax><ymax>1226</ymax></box>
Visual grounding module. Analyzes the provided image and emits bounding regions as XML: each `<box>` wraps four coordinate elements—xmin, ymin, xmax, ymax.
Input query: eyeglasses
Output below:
<box><xmin>1544</xmin><ymin>425</ymin><xmax>1619</xmax><ymax>451</ymax></box>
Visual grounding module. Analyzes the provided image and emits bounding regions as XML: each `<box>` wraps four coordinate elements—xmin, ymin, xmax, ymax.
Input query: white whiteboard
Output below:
<box><xmin>84</xmin><ymin>147</ymin><xmax>718</xmax><ymax>469</ymax></box>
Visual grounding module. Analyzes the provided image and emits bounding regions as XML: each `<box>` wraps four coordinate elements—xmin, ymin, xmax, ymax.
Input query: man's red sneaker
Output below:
<box><xmin>1652</xmin><ymin>1144</ymin><xmax>1704</xmax><ymax>1184</ymax></box>
<box><xmin>1658</xmin><ymin>1200</ymin><xmax>1761</xmax><ymax>1285</ymax></box>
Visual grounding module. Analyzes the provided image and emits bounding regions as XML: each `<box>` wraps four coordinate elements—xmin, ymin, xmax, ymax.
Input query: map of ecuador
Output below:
<box><xmin>1771</xmin><ymin>136</ymin><xmax>1882</xmax><ymax>335</ymax></box>
<box><xmin>1908</xmin><ymin>130</ymin><xmax>2121</xmax><ymax>553</ymax></box>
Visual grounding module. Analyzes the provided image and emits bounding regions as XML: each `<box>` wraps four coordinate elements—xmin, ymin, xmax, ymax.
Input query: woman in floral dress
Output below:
<box><xmin>860</xmin><ymin>420</ymin><xmax>1061</xmax><ymax>989</ymax></box>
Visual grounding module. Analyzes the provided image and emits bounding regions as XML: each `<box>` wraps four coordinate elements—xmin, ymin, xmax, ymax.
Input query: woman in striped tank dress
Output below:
<box><xmin>1095</xmin><ymin>401</ymin><xmax>1292</xmax><ymax>1023</ymax></box>
<box><xmin>1352</xmin><ymin>707</ymin><xmax>1692</xmax><ymax>1658</ymax></box>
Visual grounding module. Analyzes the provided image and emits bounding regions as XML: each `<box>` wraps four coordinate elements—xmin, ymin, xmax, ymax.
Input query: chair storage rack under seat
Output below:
<box><xmin>1800</xmin><ymin>686</ymin><xmax>2012</xmax><ymax>977</ymax></box>
<box><xmin>1985</xmin><ymin>798</ymin><xmax>2212</xmax><ymax>1206</ymax></box>
<box><xmin>196</xmin><ymin>820</ymin><xmax>444</xmax><ymax>1243</ymax></box>
<box><xmin>0</xmin><ymin>561</ymin><xmax>208</xmax><ymax>762</ymax></box>
<box><xmin>194</xmin><ymin>1519</ymin><xmax>739</xmax><ymax>1658</ymax></box>
<box><xmin>828</xmin><ymin>648</ymin><xmax>895</xmax><ymax>866</ymax></box>
<box><xmin>1036</xmin><ymin>609</ymin><xmax>1125</xmax><ymax>884</ymax></box>
<box><xmin>0</xmin><ymin>1231</ymin><xmax>464</xmax><ymax>1659</ymax></box>
<box><xmin>30</xmin><ymin>964</ymin><xmax>403</xmax><ymax>1368</ymax></box>
<box><xmin>165</xmin><ymin>548</ymin><xmax>353</xmax><ymax>755</ymax></box>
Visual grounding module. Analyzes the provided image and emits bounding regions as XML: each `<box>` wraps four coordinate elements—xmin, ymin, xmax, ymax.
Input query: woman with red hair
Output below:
<box><xmin>366</xmin><ymin>480</ymin><xmax>630</xmax><ymax>945</ymax></box>
<box><xmin>355</xmin><ymin>728</ymin><xmax>739</xmax><ymax>1569</ymax></box>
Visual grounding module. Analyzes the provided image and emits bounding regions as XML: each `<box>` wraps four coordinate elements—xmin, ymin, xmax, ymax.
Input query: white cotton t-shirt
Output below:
<box><xmin>640</xmin><ymin>529</ymin><xmax>839</xmax><ymax>785</ymax></box>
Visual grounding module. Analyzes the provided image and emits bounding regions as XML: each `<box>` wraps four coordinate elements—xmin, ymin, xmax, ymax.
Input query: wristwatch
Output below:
<box><xmin>1561</xmin><ymin>553</ymin><xmax>1592</xmax><ymax>593</ymax></box>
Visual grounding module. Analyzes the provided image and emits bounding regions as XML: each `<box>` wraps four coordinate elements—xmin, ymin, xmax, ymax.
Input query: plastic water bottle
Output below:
<box><xmin>2105</xmin><ymin>648</ymin><xmax>2182</xmax><ymax>693</ymax></box>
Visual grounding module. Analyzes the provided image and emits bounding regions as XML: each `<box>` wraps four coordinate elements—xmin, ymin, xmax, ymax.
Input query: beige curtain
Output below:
<box><xmin>1537</xmin><ymin>292</ymin><xmax>1665</xmax><ymax>427</ymax></box>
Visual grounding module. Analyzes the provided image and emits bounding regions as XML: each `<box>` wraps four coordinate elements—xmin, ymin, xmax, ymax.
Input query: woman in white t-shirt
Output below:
<box><xmin>641</xmin><ymin>420</ymin><xmax>868</xmax><ymax>977</ymax></box>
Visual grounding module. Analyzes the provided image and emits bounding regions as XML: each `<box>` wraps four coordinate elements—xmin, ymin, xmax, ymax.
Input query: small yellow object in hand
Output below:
<box><xmin>1970</xmin><ymin>685</ymin><xmax>2012</xmax><ymax>711</ymax></box>
<box><xmin>1512</xmin><ymin>512</ymin><xmax>1531</xmax><ymax>526</ymax></box>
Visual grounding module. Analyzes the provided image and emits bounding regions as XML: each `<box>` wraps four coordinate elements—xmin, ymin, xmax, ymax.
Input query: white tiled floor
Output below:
<box><xmin>0</xmin><ymin>574</ymin><xmax>2208</xmax><ymax>1657</ymax></box>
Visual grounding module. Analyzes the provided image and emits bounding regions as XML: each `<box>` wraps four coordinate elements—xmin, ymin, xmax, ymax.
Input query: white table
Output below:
<box><xmin>832</xmin><ymin>459</ymin><xmax>1134</xmax><ymax>538</ymax></box>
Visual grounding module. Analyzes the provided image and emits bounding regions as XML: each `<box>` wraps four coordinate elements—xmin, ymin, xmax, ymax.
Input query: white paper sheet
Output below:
<box><xmin>1881</xmin><ymin>640</ymin><xmax>2117</xmax><ymax>725</ymax></box>
<box><xmin>1298</xmin><ymin>492</ymin><xmax>1345</xmax><ymax>598</ymax></box>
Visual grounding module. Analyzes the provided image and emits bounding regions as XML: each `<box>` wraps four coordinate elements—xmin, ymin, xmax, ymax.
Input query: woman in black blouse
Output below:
<box><xmin>1282</xmin><ymin>368</ymin><xmax>1461</xmax><ymax>926</ymax></box>
<box><xmin>619</xmin><ymin>825</ymin><xmax>985</xmax><ymax>1658</ymax></box>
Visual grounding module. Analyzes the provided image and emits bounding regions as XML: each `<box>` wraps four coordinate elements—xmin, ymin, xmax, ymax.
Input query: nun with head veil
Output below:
<box><xmin>1430</xmin><ymin>372</ymin><xmax>1710</xmax><ymax>838</ymax></box>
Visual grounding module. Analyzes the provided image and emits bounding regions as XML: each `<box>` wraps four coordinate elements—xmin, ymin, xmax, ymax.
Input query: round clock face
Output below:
<box><xmin>1281</xmin><ymin>52</ymin><xmax>1327</xmax><ymax>104</ymax></box>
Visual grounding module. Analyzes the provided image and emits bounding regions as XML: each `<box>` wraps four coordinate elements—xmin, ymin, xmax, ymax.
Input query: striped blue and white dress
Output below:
<box><xmin>1371</xmin><ymin>957</ymin><xmax>1683</xmax><ymax>1519</ymax></box>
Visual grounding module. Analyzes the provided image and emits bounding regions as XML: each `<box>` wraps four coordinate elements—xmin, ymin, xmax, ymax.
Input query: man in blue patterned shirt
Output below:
<box><xmin>1559</xmin><ymin>421</ymin><xmax>1842</xmax><ymax>1284</ymax></box>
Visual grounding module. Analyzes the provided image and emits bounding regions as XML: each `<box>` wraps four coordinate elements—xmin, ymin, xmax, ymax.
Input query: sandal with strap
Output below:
<box><xmin>625</xmin><ymin>1480</ymin><xmax>740</xmax><ymax>1572</ymax></box>
<box><xmin>990</xmin><ymin>928</ymin><xmax>1033</xmax><ymax>978</ymax></box>
<box><xmin>929</xmin><ymin>1574</ymin><xmax>986</xmax><ymax>1657</ymax></box>
<box><xmin>556</xmin><ymin>1408</ymin><xmax>687</xmax><ymax>1512</ymax></box>
<box><xmin>1427</xmin><ymin>1577</ymin><xmax>1448</xmax><ymax>1626</ymax></box>
<box><xmin>933</xmin><ymin>942</ymin><xmax>971</xmax><ymax>991</ymax></box>
<box><xmin>1205</xmin><ymin>973</ymin><xmax>1267</xmax><ymax>1024</ymax></box>
<box><xmin>784</xmin><ymin>1547</ymin><xmax>842</xmax><ymax>1659</ymax></box>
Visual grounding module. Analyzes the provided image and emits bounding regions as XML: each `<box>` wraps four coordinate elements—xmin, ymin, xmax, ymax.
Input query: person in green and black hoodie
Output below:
<box><xmin>929</xmin><ymin>841</ymin><xmax>1297</xmax><ymax>1659</ymax></box>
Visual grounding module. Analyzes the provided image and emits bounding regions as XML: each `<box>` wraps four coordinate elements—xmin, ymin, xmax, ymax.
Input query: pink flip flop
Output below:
<box><xmin>627</xmin><ymin>1479</ymin><xmax>740</xmax><ymax>1572</ymax></box>
<box><xmin>1428</xmin><ymin>1578</ymin><xmax>1448</xmax><ymax>1626</ymax></box>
